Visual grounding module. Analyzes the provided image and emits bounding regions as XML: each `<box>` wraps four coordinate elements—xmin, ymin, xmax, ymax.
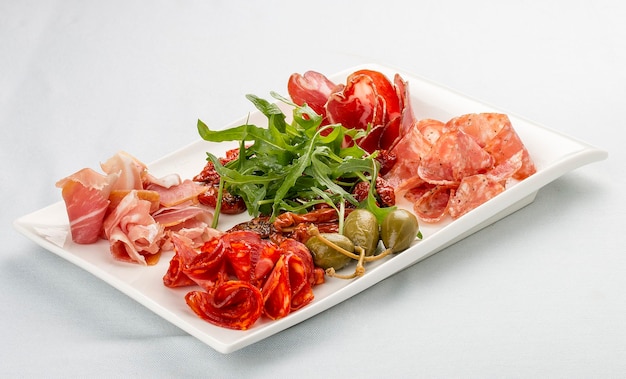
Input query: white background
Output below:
<box><xmin>2</xmin><ymin>1</ymin><xmax>624</xmax><ymax>377</ymax></box>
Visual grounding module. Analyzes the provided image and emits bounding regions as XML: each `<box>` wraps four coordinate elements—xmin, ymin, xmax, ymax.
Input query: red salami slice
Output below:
<box><xmin>418</xmin><ymin>130</ymin><xmax>494</xmax><ymax>185</ymax></box>
<box><xmin>185</xmin><ymin>281</ymin><xmax>264</xmax><ymax>330</ymax></box>
<box><xmin>261</xmin><ymin>255</ymin><xmax>291</xmax><ymax>320</ymax></box>
<box><xmin>416</xmin><ymin>118</ymin><xmax>446</xmax><ymax>145</ymax></box>
<box><xmin>384</xmin><ymin>121</ymin><xmax>432</xmax><ymax>191</ymax></box>
<box><xmin>162</xmin><ymin>235</ymin><xmax>197</xmax><ymax>288</ymax></box>
<box><xmin>222</xmin><ymin>231</ymin><xmax>281</xmax><ymax>286</ymax></box>
<box><xmin>446</xmin><ymin>113</ymin><xmax>536</xmax><ymax>180</ymax></box>
<box><xmin>286</xmin><ymin>253</ymin><xmax>314</xmax><ymax>311</ymax></box>
<box><xmin>180</xmin><ymin>237</ymin><xmax>228</xmax><ymax>291</ymax></box>
<box><xmin>448</xmin><ymin>174</ymin><xmax>505</xmax><ymax>219</ymax></box>
<box><xmin>412</xmin><ymin>185</ymin><xmax>453</xmax><ymax>223</ymax></box>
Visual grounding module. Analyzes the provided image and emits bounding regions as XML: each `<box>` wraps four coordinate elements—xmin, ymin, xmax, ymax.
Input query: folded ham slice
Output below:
<box><xmin>56</xmin><ymin>168</ymin><xmax>118</xmax><ymax>244</ymax></box>
<box><xmin>102</xmin><ymin>190</ymin><xmax>165</xmax><ymax>265</ymax></box>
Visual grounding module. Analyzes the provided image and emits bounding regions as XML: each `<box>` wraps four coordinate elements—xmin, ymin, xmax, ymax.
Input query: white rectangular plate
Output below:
<box><xmin>14</xmin><ymin>64</ymin><xmax>607</xmax><ymax>353</ymax></box>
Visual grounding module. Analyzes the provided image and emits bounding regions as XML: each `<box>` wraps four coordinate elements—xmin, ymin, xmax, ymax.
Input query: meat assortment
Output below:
<box><xmin>56</xmin><ymin>151</ymin><xmax>217</xmax><ymax>264</ymax></box>
<box><xmin>288</xmin><ymin>70</ymin><xmax>536</xmax><ymax>223</ymax></box>
<box><xmin>164</xmin><ymin>232</ymin><xmax>323</xmax><ymax>329</ymax></box>
<box><xmin>56</xmin><ymin>67</ymin><xmax>536</xmax><ymax>330</ymax></box>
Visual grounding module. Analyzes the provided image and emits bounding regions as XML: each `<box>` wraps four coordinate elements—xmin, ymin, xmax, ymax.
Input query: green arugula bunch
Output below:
<box><xmin>197</xmin><ymin>92</ymin><xmax>395</xmax><ymax>229</ymax></box>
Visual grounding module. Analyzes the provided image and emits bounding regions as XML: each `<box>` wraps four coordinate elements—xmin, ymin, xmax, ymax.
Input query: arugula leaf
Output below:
<box><xmin>198</xmin><ymin>93</ymin><xmax>394</xmax><ymax>225</ymax></box>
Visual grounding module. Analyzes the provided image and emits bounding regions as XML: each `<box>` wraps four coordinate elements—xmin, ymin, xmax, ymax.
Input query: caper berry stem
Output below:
<box><xmin>326</xmin><ymin>246</ymin><xmax>366</xmax><ymax>279</ymax></box>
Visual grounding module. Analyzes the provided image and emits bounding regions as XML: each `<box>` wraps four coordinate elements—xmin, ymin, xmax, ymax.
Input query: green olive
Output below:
<box><xmin>381</xmin><ymin>209</ymin><xmax>419</xmax><ymax>253</ymax></box>
<box><xmin>343</xmin><ymin>209</ymin><xmax>380</xmax><ymax>256</ymax></box>
<box><xmin>305</xmin><ymin>233</ymin><xmax>355</xmax><ymax>270</ymax></box>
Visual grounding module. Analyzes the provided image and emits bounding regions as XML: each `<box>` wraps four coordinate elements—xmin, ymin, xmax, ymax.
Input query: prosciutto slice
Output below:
<box><xmin>102</xmin><ymin>190</ymin><xmax>165</xmax><ymax>265</ymax></box>
<box><xmin>56</xmin><ymin>168</ymin><xmax>118</xmax><ymax>244</ymax></box>
<box><xmin>100</xmin><ymin>151</ymin><xmax>146</xmax><ymax>192</ymax></box>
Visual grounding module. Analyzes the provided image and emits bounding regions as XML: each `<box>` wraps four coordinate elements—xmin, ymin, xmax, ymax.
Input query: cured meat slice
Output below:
<box><xmin>146</xmin><ymin>179</ymin><xmax>208</xmax><ymax>208</ymax></box>
<box><xmin>326</xmin><ymin>71</ymin><xmax>381</xmax><ymax>131</ymax></box>
<box><xmin>261</xmin><ymin>255</ymin><xmax>291</xmax><ymax>320</ymax></box>
<box><xmin>56</xmin><ymin>168</ymin><xmax>118</xmax><ymax>244</ymax></box>
<box><xmin>412</xmin><ymin>185</ymin><xmax>453</xmax><ymax>223</ymax></box>
<box><xmin>416</xmin><ymin>118</ymin><xmax>445</xmax><ymax>145</ymax></box>
<box><xmin>484</xmin><ymin>121</ymin><xmax>536</xmax><ymax>180</ymax></box>
<box><xmin>222</xmin><ymin>231</ymin><xmax>282</xmax><ymax>286</ymax></box>
<box><xmin>393</xmin><ymin>73</ymin><xmax>416</xmax><ymax>139</ymax></box>
<box><xmin>100</xmin><ymin>151</ymin><xmax>147</xmax><ymax>192</ymax></box>
<box><xmin>487</xmin><ymin>149</ymin><xmax>524</xmax><ymax>184</ymax></box>
<box><xmin>162</xmin><ymin>235</ymin><xmax>198</xmax><ymax>288</ymax></box>
<box><xmin>287</xmin><ymin>70</ymin><xmax>338</xmax><ymax>118</ymax></box>
<box><xmin>181</xmin><ymin>237</ymin><xmax>228</xmax><ymax>291</ymax></box>
<box><xmin>284</xmin><ymin>251</ymin><xmax>314</xmax><ymax>311</ymax></box>
<box><xmin>108</xmin><ymin>189</ymin><xmax>160</xmax><ymax>214</ymax></box>
<box><xmin>448</xmin><ymin>174</ymin><xmax>505</xmax><ymax>219</ymax></box>
<box><xmin>326</xmin><ymin>69</ymin><xmax>403</xmax><ymax>152</ymax></box>
<box><xmin>102</xmin><ymin>190</ymin><xmax>165</xmax><ymax>265</ymax></box>
<box><xmin>384</xmin><ymin>121</ymin><xmax>432</xmax><ymax>191</ymax></box>
<box><xmin>445</xmin><ymin>113</ymin><xmax>536</xmax><ymax>180</ymax></box>
<box><xmin>279</xmin><ymin>239</ymin><xmax>314</xmax><ymax>280</ymax></box>
<box><xmin>418</xmin><ymin>130</ymin><xmax>494</xmax><ymax>186</ymax></box>
<box><xmin>185</xmin><ymin>281</ymin><xmax>264</xmax><ymax>330</ymax></box>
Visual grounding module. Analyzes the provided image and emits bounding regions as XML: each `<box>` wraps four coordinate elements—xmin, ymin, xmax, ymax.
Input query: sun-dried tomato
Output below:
<box><xmin>197</xmin><ymin>186</ymin><xmax>246</xmax><ymax>214</ymax></box>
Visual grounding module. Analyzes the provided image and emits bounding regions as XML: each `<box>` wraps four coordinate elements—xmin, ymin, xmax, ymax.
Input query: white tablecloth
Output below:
<box><xmin>3</xmin><ymin>1</ymin><xmax>624</xmax><ymax>377</ymax></box>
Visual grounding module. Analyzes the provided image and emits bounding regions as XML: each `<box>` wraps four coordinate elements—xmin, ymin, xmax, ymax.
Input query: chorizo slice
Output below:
<box><xmin>261</xmin><ymin>255</ymin><xmax>291</xmax><ymax>320</ymax></box>
<box><xmin>185</xmin><ymin>281</ymin><xmax>264</xmax><ymax>330</ymax></box>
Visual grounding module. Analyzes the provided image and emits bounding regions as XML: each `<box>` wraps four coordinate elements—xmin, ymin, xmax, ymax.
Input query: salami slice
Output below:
<box><xmin>261</xmin><ymin>255</ymin><xmax>291</xmax><ymax>320</ymax></box>
<box><xmin>222</xmin><ymin>231</ymin><xmax>281</xmax><ymax>286</ymax></box>
<box><xmin>412</xmin><ymin>185</ymin><xmax>453</xmax><ymax>223</ymax></box>
<box><xmin>185</xmin><ymin>281</ymin><xmax>264</xmax><ymax>330</ymax></box>
<box><xmin>163</xmin><ymin>235</ymin><xmax>198</xmax><ymax>288</ymax></box>
<box><xmin>384</xmin><ymin>121</ymin><xmax>432</xmax><ymax>191</ymax></box>
<box><xmin>448</xmin><ymin>174</ymin><xmax>505</xmax><ymax>219</ymax></box>
<box><xmin>446</xmin><ymin>113</ymin><xmax>536</xmax><ymax>180</ymax></box>
<box><xmin>418</xmin><ymin>130</ymin><xmax>494</xmax><ymax>186</ymax></box>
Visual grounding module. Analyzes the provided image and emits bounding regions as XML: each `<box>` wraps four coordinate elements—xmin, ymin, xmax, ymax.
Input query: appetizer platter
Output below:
<box><xmin>14</xmin><ymin>64</ymin><xmax>607</xmax><ymax>353</ymax></box>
